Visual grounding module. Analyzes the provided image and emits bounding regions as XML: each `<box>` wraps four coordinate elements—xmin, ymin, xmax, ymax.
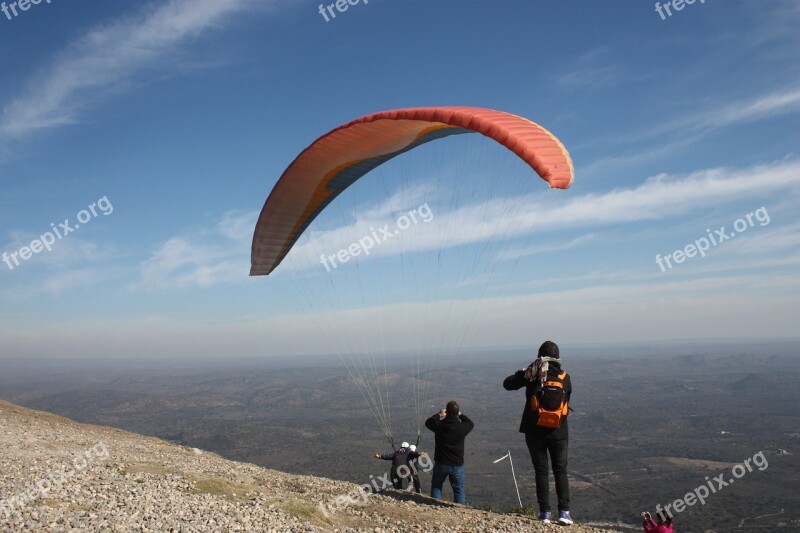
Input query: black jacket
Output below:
<box><xmin>379</xmin><ymin>449</ymin><xmax>422</xmax><ymax>469</ymax></box>
<box><xmin>503</xmin><ymin>365</ymin><xmax>572</xmax><ymax>440</ymax></box>
<box><xmin>424</xmin><ymin>413</ymin><xmax>474</xmax><ymax>466</ymax></box>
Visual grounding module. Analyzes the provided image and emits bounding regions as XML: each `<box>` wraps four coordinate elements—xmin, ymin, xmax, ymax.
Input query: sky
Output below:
<box><xmin>0</xmin><ymin>0</ymin><xmax>798</xmax><ymax>359</ymax></box>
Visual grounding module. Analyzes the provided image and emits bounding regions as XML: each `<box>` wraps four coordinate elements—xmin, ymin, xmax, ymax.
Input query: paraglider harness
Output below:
<box><xmin>384</xmin><ymin>435</ymin><xmax>423</xmax><ymax>490</ymax></box>
<box><xmin>528</xmin><ymin>357</ymin><xmax>570</xmax><ymax>429</ymax></box>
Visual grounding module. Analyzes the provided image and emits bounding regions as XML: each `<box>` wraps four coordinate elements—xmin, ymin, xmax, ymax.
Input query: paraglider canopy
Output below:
<box><xmin>249</xmin><ymin>105</ymin><xmax>574</xmax><ymax>448</ymax></box>
<box><xmin>251</xmin><ymin>106</ymin><xmax>573</xmax><ymax>276</ymax></box>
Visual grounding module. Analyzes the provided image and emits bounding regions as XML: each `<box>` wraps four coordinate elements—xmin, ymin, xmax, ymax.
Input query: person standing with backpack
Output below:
<box><xmin>503</xmin><ymin>340</ymin><xmax>573</xmax><ymax>526</ymax></box>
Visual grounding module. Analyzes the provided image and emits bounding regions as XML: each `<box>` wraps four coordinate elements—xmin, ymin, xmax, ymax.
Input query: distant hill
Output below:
<box><xmin>0</xmin><ymin>401</ymin><xmax>619</xmax><ymax>532</ymax></box>
<box><xmin>726</xmin><ymin>373</ymin><xmax>775</xmax><ymax>391</ymax></box>
<box><xmin>2</xmin><ymin>348</ymin><xmax>798</xmax><ymax>530</ymax></box>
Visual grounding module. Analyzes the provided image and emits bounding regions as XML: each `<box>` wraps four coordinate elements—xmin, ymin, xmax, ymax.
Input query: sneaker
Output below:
<box><xmin>537</xmin><ymin>511</ymin><xmax>552</xmax><ymax>523</ymax></box>
<box><xmin>557</xmin><ymin>510</ymin><xmax>573</xmax><ymax>525</ymax></box>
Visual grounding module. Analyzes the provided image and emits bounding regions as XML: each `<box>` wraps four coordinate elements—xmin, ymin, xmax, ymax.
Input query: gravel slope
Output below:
<box><xmin>0</xmin><ymin>401</ymin><xmax>620</xmax><ymax>532</ymax></box>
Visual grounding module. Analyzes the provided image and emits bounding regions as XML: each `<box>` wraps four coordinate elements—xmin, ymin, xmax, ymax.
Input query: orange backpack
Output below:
<box><xmin>530</xmin><ymin>371</ymin><xmax>569</xmax><ymax>429</ymax></box>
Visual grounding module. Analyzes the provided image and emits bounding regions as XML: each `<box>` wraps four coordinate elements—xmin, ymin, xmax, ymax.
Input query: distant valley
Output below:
<box><xmin>2</xmin><ymin>341</ymin><xmax>798</xmax><ymax>530</ymax></box>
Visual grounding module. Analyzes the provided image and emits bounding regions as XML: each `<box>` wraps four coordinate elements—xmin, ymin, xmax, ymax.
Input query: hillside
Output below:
<box><xmin>0</xmin><ymin>401</ymin><xmax>619</xmax><ymax>532</ymax></box>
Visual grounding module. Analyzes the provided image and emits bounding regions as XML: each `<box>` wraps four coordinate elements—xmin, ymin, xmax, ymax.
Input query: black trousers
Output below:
<box><xmin>389</xmin><ymin>466</ymin><xmax>405</xmax><ymax>489</ymax></box>
<box><xmin>525</xmin><ymin>433</ymin><xmax>570</xmax><ymax>512</ymax></box>
<box><xmin>410</xmin><ymin>472</ymin><xmax>421</xmax><ymax>493</ymax></box>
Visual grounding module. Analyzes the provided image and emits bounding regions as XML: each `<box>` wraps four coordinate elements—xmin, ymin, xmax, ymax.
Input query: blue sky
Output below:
<box><xmin>0</xmin><ymin>0</ymin><xmax>798</xmax><ymax>358</ymax></box>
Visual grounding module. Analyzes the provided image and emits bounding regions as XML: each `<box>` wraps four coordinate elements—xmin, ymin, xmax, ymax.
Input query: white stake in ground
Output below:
<box><xmin>493</xmin><ymin>450</ymin><xmax>522</xmax><ymax>507</ymax></box>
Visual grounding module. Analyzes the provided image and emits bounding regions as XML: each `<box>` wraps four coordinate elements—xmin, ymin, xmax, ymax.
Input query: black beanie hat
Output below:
<box><xmin>538</xmin><ymin>340</ymin><xmax>559</xmax><ymax>359</ymax></box>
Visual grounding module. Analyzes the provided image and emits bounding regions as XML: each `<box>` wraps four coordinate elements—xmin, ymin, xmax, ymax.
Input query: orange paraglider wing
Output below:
<box><xmin>251</xmin><ymin>106</ymin><xmax>573</xmax><ymax>276</ymax></box>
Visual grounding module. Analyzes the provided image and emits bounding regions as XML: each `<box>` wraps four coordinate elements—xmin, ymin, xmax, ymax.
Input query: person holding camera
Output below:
<box><xmin>424</xmin><ymin>400</ymin><xmax>474</xmax><ymax>504</ymax></box>
<box><xmin>503</xmin><ymin>340</ymin><xmax>573</xmax><ymax>525</ymax></box>
<box><xmin>641</xmin><ymin>510</ymin><xmax>674</xmax><ymax>532</ymax></box>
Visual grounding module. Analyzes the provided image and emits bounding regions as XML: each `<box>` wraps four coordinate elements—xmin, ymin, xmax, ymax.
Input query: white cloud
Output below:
<box><xmin>497</xmin><ymin>234</ymin><xmax>596</xmax><ymax>261</ymax></box>
<box><xmin>712</xmin><ymin>219</ymin><xmax>800</xmax><ymax>257</ymax></box>
<box><xmin>675</xmin><ymin>87</ymin><xmax>800</xmax><ymax>134</ymax></box>
<box><xmin>3</xmin><ymin>270</ymin><xmax>799</xmax><ymax>358</ymax></box>
<box><xmin>1</xmin><ymin>232</ymin><xmax>112</xmax><ymax>268</ymax></box>
<box><xmin>553</xmin><ymin>47</ymin><xmax>653</xmax><ymax>91</ymax></box>
<box><xmin>575</xmin><ymin>85</ymin><xmax>800</xmax><ymax>175</ymax></box>
<box><xmin>138</xmin><ymin>158</ymin><xmax>800</xmax><ymax>287</ymax></box>
<box><xmin>545</xmin><ymin>159</ymin><xmax>800</xmax><ymax>228</ymax></box>
<box><xmin>39</xmin><ymin>267</ymin><xmax>115</xmax><ymax>296</ymax></box>
<box><xmin>0</xmin><ymin>0</ymin><xmax>267</xmax><ymax>141</ymax></box>
<box><xmin>556</xmin><ymin>64</ymin><xmax>622</xmax><ymax>90</ymax></box>
<box><xmin>608</xmin><ymin>86</ymin><xmax>800</xmax><ymax>148</ymax></box>
<box><xmin>136</xmin><ymin>211</ymin><xmax>256</xmax><ymax>290</ymax></box>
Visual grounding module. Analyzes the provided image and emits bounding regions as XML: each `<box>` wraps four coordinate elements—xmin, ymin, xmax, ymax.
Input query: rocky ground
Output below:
<box><xmin>0</xmin><ymin>401</ymin><xmax>620</xmax><ymax>532</ymax></box>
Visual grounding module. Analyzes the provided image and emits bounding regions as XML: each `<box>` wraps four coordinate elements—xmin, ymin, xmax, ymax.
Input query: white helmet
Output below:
<box><xmin>401</xmin><ymin>442</ymin><xmax>410</xmax><ymax>449</ymax></box>
<box><xmin>409</xmin><ymin>445</ymin><xmax>417</xmax><ymax>452</ymax></box>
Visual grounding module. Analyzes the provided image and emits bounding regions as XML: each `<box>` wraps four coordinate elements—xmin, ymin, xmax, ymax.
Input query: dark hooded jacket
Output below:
<box><xmin>503</xmin><ymin>362</ymin><xmax>572</xmax><ymax>440</ymax></box>
<box><xmin>424</xmin><ymin>413</ymin><xmax>474</xmax><ymax>466</ymax></box>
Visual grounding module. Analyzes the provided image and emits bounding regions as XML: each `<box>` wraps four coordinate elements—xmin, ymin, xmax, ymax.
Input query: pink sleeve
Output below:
<box><xmin>642</xmin><ymin>519</ymin><xmax>657</xmax><ymax>533</ymax></box>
